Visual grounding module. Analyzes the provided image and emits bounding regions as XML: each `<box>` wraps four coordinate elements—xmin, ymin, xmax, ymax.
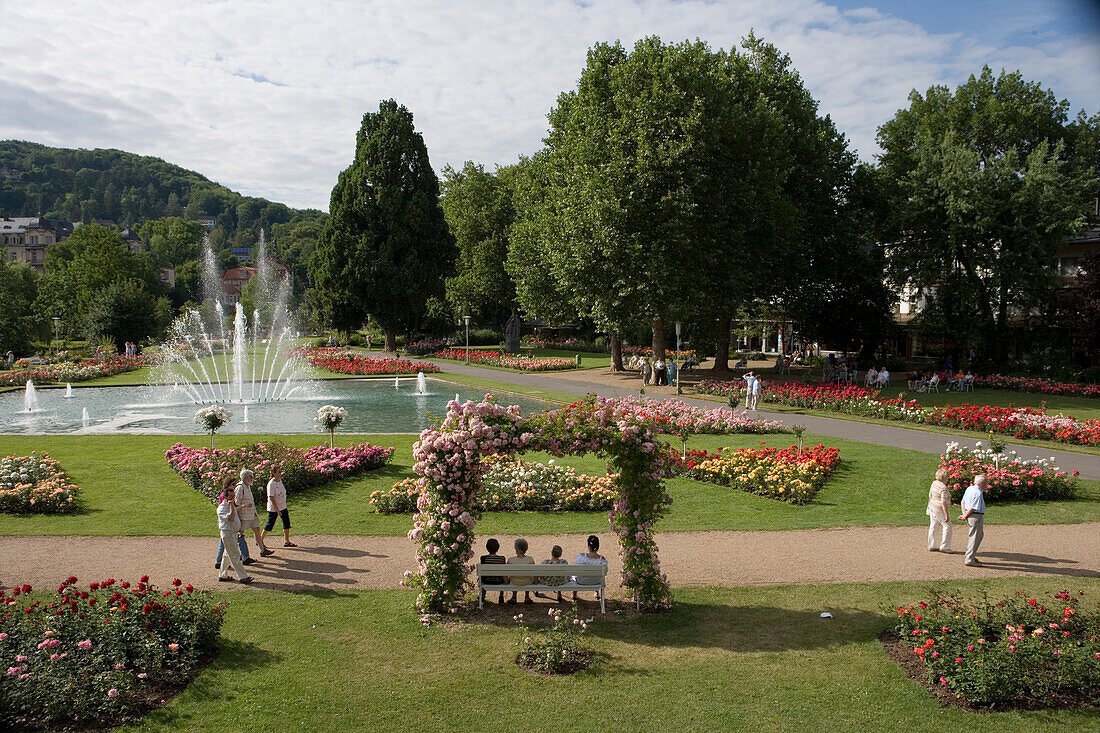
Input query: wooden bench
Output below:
<box><xmin>476</xmin><ymin>563</ymin><xmax>608</xmax><ymax>613</ymax></box>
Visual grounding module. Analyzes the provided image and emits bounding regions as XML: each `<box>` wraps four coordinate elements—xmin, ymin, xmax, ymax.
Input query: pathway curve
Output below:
<box><xmin>3</xmin><ymin>525</ymin><xmax>1097</xmax><ymax>596</ymax></box>
<box><xmin>427</xmin><ymin>360</ymin><xmax>1100</xmax><ymax>480</ymax></box>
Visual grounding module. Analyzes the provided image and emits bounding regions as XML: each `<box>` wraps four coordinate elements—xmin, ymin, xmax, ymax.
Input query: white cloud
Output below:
<box><xmin>0</xmin><ymin>0</ymin><xmax>1096</xmax><ymax>210</ymax></box>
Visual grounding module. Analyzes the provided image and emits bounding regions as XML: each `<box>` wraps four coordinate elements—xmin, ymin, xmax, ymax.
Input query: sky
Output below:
<box><xmin>1</xmin><ymin>0</ymin><xmax>1098</xmax><ymax>211</ymax></box>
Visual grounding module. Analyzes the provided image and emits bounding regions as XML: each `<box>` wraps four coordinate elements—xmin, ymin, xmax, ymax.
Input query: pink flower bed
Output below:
<box><xmin>0</xmin><ymin>355</ymin><xmax>154</xmax><ymax>387</ymax></box>
<box><xmin>288</xmin><ymin>346</ymin><xmax>439</xmax><ymax>375</ymax></box>
<box><xmin>938</xmin><ymin>442</ymin><xmax>1078</xmax><ymax>501</ymax></box>
<box><xmin>600</xmin><ymin>397</ymin><xmax>786</xmax><ymax>435</ymax></box>
<box><xmin>164</xmin><ymin>440</ymin><xmax>394</xmax><ymax>501</ymax></box>
<box><xmin>432</xmin><ymin>348</ymin><xmax>575</xmax><ymax>371</ymax></box>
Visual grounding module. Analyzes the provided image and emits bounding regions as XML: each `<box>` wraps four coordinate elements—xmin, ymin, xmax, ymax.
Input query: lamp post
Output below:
<box><xmin>675</xmin><ymin>321</ymin><xmax>682</xmax><ymax>391</ymax></box>
<box><xmin>463</xmin><ymin>315</ymin><xmax>471</xmax><ymax>364</ymax></box>
<box><xmin>51</xmin><ymin>317</ymin><xmax>60</xmax><ymax>354</ymax></box>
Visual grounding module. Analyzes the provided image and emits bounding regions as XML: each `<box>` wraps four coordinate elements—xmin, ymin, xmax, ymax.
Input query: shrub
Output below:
<box><xmin>165</xmin><ymin>441</ymin><xmax>394</xmax><ymax>502</ymax></box>
<box><xmin>0</xmin><ymin>453</ymin><xmax>80</xmax><ymax>514</ymax></box>
<box><xmin>938</xmin><ymin>442</ymin><xmax>1077</xmax><ymax>502</ymax></box>
<box><xmin>404</xmin><ymin>338</ymin><xmax>448</xmax><ymax>356</ymax></box>
<box><xmin>0</xmin><ymin>576</ymin><xmax>225</xmax><ymax>729</ymax></box>
<box><xmin>514</xmin><ymin>607</ymin><xmax>594</xmax><ymax>675</ymax></box>
<box><xmin>288</xmin><ymin>347</ymin><xmax>439</xmax><ymax>375</ymax></box>
<box><xmin>893</xmin><ymin>588</ymin><xmax>1100</xmax><ymax>708</ymax></box>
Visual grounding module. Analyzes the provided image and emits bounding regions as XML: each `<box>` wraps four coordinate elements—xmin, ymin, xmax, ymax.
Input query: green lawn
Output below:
<box><xmin>2</xmin><ymin>432</ymin><xmax>1097</xmax><ymax>537</ymax></box>
<box><xmin>114</xmin><ymin>579</ymin><xmax>1100</xmax><ymax>732</ymax></box>
<box><xmin>431</xmin><ymin>346</ymin><xmax>611</xmax><ymax>371</ymax></box>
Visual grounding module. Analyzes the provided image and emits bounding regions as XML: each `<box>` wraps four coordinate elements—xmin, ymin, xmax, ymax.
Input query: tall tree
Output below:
<box><xmin>0</xmin><ymin>260</ymin><xmax>41</xmax><ymax>355</ymax></box>
<box><xmin>309</xmin><ymin>100</ymin><xmax>456</xmax><ymax>350</ymax></box>
<box><xmin>441</xmin><ymin>161</ymin><xmax>516</xmax><ymax>327</ymax></box>
<box><xmin>876</xmin><ymin>67</ymin><xmax>1096</xmax><ymax>357</ymax></box>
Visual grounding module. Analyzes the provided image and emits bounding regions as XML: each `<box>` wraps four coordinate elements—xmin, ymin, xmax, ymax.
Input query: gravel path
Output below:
<box><xmin>4</xmin><ymin>524</ymin><xmax>1097</xmax><ymax>596</ymax></box>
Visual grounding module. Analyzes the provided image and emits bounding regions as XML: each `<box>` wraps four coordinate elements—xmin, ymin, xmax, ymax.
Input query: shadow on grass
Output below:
<box><xmin>587</xmin><ymin>601</ymin><xmax>889</xmax><ymax>653</ymax></box>
<box><xmin>291</xmin><ymin>463</ymin><xmax>411</xmax><ymax>507</ymax></box>
<box><xmin>132</xmin><ymin>639</ymin><xmax>280</xmax><ymax>729</ymax></box>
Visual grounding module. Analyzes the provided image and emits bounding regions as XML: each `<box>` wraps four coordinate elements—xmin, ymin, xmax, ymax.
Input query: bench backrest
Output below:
<box><xmin>475</xmin><ymin>563</ymin><xmax>607</xmax><ymax>579</ymax></box>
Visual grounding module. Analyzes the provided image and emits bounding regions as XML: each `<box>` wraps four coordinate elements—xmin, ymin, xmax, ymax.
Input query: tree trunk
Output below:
<box><xmin>651</xmin><ymin>319</ymin><xmax>666</xmax><ymax>361</ymax></box>
<box><xmin>610</xmin><ymin>332</ymin><xmax>624</xmax><ymax>372</ymax></box>
<box><xmin>713</xmin><ymin>316</ymin><xmax>730</xmax><ymax>371</ymax></box>
<box><xmin>384</xmin><ymin>327</ymin><xmax>397</xmax><ymax>353</ymax></box>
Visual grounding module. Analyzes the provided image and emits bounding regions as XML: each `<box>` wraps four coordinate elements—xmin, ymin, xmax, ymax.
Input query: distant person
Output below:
<box><xmin>260</xmin><ymin>465</ymin><xmax>296</xmax><ymax>549</ymax></box>
<box><xmin>507</xmin><ymin>537</ymin><xmax>536</xmax><ymax>604</ymax></box>
<box><xmin>959</xmin><ymin>474</ymin><xmax>988</xmax><ymax>567</ymax></box>
<box><xmin>876</xmin><ymin>368</ymin><xmax>889</xmax><ymax>387</ymax></box>
<box><xmin>667</xmin><ymin>360</ymin><xmax>677</xmax><ymax>385</ymax></box>
<box><xmin>572</xmin><ymin>535</ymin><xmax>607</xmax><ymax>603</ymax></box>
<box><xmin>216</xmin><ymin>484</ymin><xmax>253</xmax><ymax>584</ymax></box>
<box><xmin>480</xmin><ymin>537</ymin><xmax>507</xmax><ymax>605</ymax></box>
<box><xmin>536</xmin><ymin>544</ymin><xmax>569</xmax><ymax>603</ymax></box>
<box><xmin>743</xmin><ymin>371</ymin><xmax>761</xmax><ymax>410</ymax></box>
<box><xmin>5</xmin><ymin>351</ymin><xmax>13</xmax><ymax>370</ymax></box>
<box><xmin>654</xmin><ymin>358</ymin><xmax>667</xmax><ymax>386</ymax></box>
<box><xmin>926</xmin><ymin>468</ymin><xmax>952</xmax><ymax>553</ymax></box>
<box><xmin>642</xmin><ymin>358</ymin><xmax>652</xmax><ymax>386</ymax></box>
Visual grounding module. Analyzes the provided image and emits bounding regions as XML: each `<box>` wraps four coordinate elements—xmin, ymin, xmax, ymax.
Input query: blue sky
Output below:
<box><xmin>1</xmin><ymin>0</ymin><xmax>1097</xmax><ymax>210</ymax></box>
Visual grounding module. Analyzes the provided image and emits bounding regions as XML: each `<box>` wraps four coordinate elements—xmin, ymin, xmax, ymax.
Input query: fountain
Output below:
<box><xmin>64</xmin><ymin>383</ymin><xmax>73</xmax><ymax>398</ymax></box>
<box><xmin>415</xmin><ymin>372</ymin><xmax>428</xmax><ymax>396</ymax></box>
<box><xmin>243</xmin><ymin>405</ymin><xmax>249</xmax><ymax>423</ymax></box>
<box><xmin>150</xmin><ymin>234</ymin><xmax>313</xmax><ymax>405</ymax></box>
<box><xmin>81</xmin><ymin>407</ymin><xmax>90</xmax><ymax>428</ymax></box>
<box><xmin>23</xmin><ymin>381</ymin><xmax>38</xmax><ymax>412</ymax></box>
<box><xmin>394</xmin><ymin>376</ymin><xmax>400</xmax><ymax>389</ymax></box>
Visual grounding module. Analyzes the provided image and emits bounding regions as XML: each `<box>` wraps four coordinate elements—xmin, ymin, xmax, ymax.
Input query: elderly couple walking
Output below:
<box><xmin>926</xmin><ymin>470</ymin><xmax>987</xmax><ymax>566</ymax></box>
<box><xmin>215</xmin><ymin>467</ymin><xmax>297</xmax><ymax>583</ymax></box>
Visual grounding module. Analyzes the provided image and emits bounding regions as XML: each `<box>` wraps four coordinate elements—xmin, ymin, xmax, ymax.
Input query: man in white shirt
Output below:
<box><xmin>958</xmin><ymin>474</ymin><xmax>988</xmax><ymax>566</ymax></box>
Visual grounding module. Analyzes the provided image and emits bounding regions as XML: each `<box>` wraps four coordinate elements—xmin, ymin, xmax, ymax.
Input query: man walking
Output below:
<box><xmin>958</xmin><ymin>474</ymin><xmax>987</xmax><ymax>566</ymax></box>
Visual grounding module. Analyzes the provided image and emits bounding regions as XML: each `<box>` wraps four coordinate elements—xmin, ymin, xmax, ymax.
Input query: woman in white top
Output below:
<box><xmin>236</xmin><ymin>469</ymin><xmax>274</xmax><ymax>557</ymax></box>
<box><xmin>260</xmin><ymin>465</ymin><xmax>297</xmax><ymax>548</ymax></box>
<box><xmin>572</xmin><ymin>534</ymin><xmax>608</xmax><ymax>602</ymax></box>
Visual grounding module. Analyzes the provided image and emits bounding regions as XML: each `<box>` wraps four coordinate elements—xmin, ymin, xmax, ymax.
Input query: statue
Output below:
<box><xmin>504</xmin><ymin>312</ymin><xmax>522</xmax><ymax>354</ymax></box>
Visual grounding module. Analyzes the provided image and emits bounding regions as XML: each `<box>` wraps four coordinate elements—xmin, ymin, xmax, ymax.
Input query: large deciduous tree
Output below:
<box><xmin>0</xmin><ymin>260</ymin><xmax>41</xmax><ymax>355</ymax></box>
<box><xmin>309</xmin><ymin>100</ymin><xmax>456</xmax><ymax>350</ymax></box>
<box><xmin>876</xmin><ymin>67</ymin><xmax>1096</xmax><ymax>357</ymax></box>
<box><xmin>441</xmin><ymin>161</ymin><xmax>516</xmax><ymax>327</ymax></box>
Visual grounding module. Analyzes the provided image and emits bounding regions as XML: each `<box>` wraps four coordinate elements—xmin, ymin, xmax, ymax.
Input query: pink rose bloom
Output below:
<box><xmin>78</xmin><ymin>639</ymin><xmax>93</xmax><ymax>650</ymax></box>
<box><xmin>108</xmin><ymin>689</ymin><xmax>119</xmax><ymax>698</ymax></box>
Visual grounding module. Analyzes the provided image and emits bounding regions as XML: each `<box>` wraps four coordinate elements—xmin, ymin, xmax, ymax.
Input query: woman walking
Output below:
<box><xmin>236</xmin><ymin>469</ymin><xmax>274</xmax><ymax>557</ymax></box>
<box><xmin>260</xmin><ymin>465</ymin><xmax>297</xmax><ymax>548</ymax></box>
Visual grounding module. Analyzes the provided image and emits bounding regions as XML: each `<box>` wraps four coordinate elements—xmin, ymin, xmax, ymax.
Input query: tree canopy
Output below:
<box><xmin>309</xmin><ymin>100</ymin><xmax>456</xmax><ymax>349</ymax></box>
<box><xmin>876</xmin><ymin>67</ymin><xmax>1096</xmax><ymax>355</ymax></box>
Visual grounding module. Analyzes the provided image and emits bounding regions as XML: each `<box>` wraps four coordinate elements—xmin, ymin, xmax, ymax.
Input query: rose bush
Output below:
<box><xmin>894</xmin><ymin>588</ymin><xmax>1100</xmax><ymax>707</ymax></box>
<box><xmin>938</xmin><ymin>442</ymin><xmax>1078</xmax><ymax>502</ymax></box>
<box><xmin>165</xmin><ymin>441</ymin><xmax>394</xmax><ymax>502</ymax></box>
<box><xmin>0</xmin><ymin>453</ymin><xmax>80</xmax><ymax>514</ymax></box>
<box><xmin>0</xmin><ymin>576</ymin><xmax>224</xmax><ymax>729</ymax></box>
<box><xmin>975</xmin><ymin>374</ymin><xmax>1100</xmax><ymax>398</ymax></box>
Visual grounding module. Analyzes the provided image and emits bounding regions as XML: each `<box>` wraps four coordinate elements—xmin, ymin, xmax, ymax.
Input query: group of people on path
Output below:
<box><xmin>480</xmin><ymin>535</ymin><xmax>607</xmax><ymax>605</ymax></box>
<box><xmin>631</xmin><ymin>355</ymin><xmax>677</xmax><ymax>386</ymax></box>
<box><xmin>926</xmin><ymin>469</ymin><xmax>987</xmax><ymax>566</ymax></box>
<box><xmin>215</xmin><ymin>466</ymin><xmax>296</xmax><ymax>583</ymax></box>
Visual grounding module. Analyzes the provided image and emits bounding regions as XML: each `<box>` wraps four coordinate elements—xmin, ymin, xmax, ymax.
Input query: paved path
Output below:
<box><xmin>4</xmin><ymin>525</ymin><xmax>1097</xmax><ymax>596</ymax></box>
<box><xmin>428</xmin><ymin>360</ymin><xmax>1100</xmax><ymax>480</ymax></box>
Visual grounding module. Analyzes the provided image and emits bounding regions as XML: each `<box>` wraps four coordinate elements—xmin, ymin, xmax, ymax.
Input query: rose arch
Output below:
<box><xmin>404</xmin><ymin>395</ymin><xmax>674</xmax><ymax>615</ymax></box>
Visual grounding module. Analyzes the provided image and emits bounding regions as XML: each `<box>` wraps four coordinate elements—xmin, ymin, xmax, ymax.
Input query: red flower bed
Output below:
<box><xmin>289</xmin><ymin>347</ymin><xmax>438</xmax><ymax>375</ymax></box>
<box><xmin>975</xmin><ymin>374</ymin><xmax>1100</xmax><ymax>398</ymax></box>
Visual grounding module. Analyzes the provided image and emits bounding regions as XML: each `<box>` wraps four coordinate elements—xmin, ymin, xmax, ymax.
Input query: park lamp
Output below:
<box><xmin>52</xmin><ymin>316</ymin><xmax>60</xmax><ymax>351</ymax></box>
<box><xmin>463</xmin><ymin>315</ymin><xmax>472</xmax><ymax>364</ymax></box>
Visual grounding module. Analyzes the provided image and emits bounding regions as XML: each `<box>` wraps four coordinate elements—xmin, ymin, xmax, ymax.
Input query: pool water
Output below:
<box><xmin>1</xmin><ymin>378</ymin><xmax>552</xmax><ymax>435</ymax></box>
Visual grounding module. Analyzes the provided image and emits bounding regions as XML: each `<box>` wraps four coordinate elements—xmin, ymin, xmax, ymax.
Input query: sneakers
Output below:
<box><xmin>260</xmin><ymin>548</ymin><xmax>275</xmax><ymax>557</ymax></box>
<box><xmin>218</xmin><ymin>576</ymin><xmax>233</xmax><ymax>582</ymax></box>
<box><xmin>239</xmin><ymin>576</ymin><xmax>254</xmax><ymax>584</ymax></box>
<box><xmin>242</xmin><ymin>557</ymin><xmax>257</xmax><ymax>565</ymax></box>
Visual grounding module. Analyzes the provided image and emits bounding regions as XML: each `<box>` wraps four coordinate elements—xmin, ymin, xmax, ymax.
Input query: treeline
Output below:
<box><xmin>0</xmin><ymin>140</ymin><xmax>326</xmax><ymax>274</ymax></box>
<box><xmin>430</xmin><ymin>41</ymin><xmax>1100</xmax><ymax>370</ymax></box>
